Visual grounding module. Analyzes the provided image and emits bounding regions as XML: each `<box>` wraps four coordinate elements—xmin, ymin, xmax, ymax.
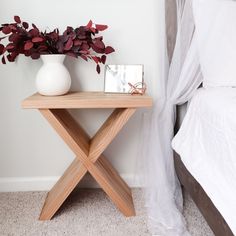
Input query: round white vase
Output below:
<box><xmin>36</xmin><ymin>55</ymin><xmax>71</xmax><ymax>96</ymax></box>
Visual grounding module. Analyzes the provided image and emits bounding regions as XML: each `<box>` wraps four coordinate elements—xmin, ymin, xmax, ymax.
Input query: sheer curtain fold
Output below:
<box><xmin>141</xmin><ymin>0</ymin><xmax>203</xmax><ymax>235</ymax></box>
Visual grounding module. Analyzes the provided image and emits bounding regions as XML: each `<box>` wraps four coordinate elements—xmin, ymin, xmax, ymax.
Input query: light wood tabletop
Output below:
<box><xmin>22</xmin><ymin>92</ymin><xmax>152</xmax><ymax>109</ymax></box>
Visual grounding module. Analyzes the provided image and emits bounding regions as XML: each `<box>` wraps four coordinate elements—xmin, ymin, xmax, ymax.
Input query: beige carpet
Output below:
<box><xmin>0</xmin><ymin>189</ymin><xmax>213</xmax><ymax>236</ymax></box>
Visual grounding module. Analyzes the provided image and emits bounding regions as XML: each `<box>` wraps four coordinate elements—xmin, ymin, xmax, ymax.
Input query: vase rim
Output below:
<box><xmin>40</xmin><ymin>54</ymin><xmax>66</xmax><ymax>63</ymax></box>
<box><xmin>40</xmin><ymin>54</ymin><xmax>66</xmax><ymax>57</ymax></box>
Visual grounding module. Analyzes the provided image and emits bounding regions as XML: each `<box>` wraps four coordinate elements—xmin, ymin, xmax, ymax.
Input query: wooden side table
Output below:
<box><xmin>22</xmin><ymin>92</ymin><xmax>152</xmax><ymax>220</ymax></box>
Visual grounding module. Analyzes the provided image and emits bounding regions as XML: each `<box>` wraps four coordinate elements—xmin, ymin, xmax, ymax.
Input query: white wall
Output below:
<box><xmin>0</xmin><ymin>0</ymin><xmax>164</xmax><ymax>191</ymax></box>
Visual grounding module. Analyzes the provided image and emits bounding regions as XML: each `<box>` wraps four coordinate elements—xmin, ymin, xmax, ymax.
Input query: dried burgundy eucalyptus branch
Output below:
<box><xmin>0</xmin><ymin>16</ymin><xmax>115</xmax><ymax>73</ymax></box>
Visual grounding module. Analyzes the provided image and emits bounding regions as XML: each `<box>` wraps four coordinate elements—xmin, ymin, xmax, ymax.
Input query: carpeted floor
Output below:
<box><xmin>0</xmin><ymin>189</ymin><xmax>213</xmax><ymax>236</ymax></box>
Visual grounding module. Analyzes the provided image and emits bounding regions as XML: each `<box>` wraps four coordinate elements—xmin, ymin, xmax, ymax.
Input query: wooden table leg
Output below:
<box><xmin>39</xmin><ymin>159</ymin><xmax>87</xmax><ymax>220</ymax></box>
<box><xmin>39</xmin><ymin>108</ymin><xmax>136</xmax><ymax>220</ymax></box>
<box><xmin>90</xmin><ymin>155</ymin><xmax>135</xmax><ymax>216</ymax></box>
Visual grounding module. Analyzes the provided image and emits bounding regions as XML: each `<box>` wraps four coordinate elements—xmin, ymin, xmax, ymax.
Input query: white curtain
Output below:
<box><xmin>141</xmin><ymin>0</ymin><xmax>203</xmax><ymax>235</ymax></box>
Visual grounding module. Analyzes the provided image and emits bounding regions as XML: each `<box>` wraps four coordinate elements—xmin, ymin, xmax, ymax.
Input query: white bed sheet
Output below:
<box><xmin>172</xmin><ymin>87</ymin><xmax>236</xmax><ymax>234</ymax></box>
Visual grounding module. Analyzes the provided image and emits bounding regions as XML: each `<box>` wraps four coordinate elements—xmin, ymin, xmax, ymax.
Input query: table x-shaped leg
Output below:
<box><xmin>38</xmin><ymin>108</ymin><xmax>136</xmax><ymax>220</ymax></box>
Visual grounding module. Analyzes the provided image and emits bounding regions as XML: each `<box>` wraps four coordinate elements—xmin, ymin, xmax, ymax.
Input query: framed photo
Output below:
<box><xmin>104</xmin><ymin>65</ymin><xmax>144</xmax><ymax>93</ymax></box>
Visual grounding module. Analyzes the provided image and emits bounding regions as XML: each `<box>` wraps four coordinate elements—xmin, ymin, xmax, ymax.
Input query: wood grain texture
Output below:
<box><xmin>22</xmin><ymin>92</ymin><xmax>152</xmax><ymax>109</ymax></box>
<box><xmin>38</xmin><ymin>108</ymin><xmax>136</xmax><ymax>220</ymax></box>
<box><xmin>89</xmin><ymin>108</ymin><xmax>136</xmax><ymax>162</ymax></box>
<box><xmin>89</xmin><ymin>157</ymin><xmax>135</xmax><ymax>217</ymax></box>
<box><xmin>40</xmin><ymin>109</ymin><xmax>89</xmax><ymax>163</ymax></box>
<box><xmin>39</xmin><ymin>159</ymin><xmax>87</xmax><ymax>220</ymax></box>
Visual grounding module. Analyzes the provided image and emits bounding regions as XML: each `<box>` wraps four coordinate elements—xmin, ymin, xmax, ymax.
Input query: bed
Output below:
<box><xmin>172</xmin><ymin>87</ymin><xmax>236</xmax><ymax>235</ymax></box>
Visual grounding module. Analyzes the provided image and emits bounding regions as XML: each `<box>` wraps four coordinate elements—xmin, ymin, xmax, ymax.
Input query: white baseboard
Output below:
<box><xmin>0</xmin><ymin>174</ymin><xmax>142</xmax><ymax>192</ymax></box>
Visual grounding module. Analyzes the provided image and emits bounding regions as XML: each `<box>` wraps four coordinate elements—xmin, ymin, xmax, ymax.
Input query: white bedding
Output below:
<box><xmin>172</xmin><ymin>87</ymin><xmax>236</xmax><ymax>234</ymax></box>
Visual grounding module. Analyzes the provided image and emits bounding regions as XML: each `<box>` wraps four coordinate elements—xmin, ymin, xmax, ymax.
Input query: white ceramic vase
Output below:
<box><xmin>36</xmin><ymin>55</ymin><xmax>71</xmax><ymax>96</ymax></box>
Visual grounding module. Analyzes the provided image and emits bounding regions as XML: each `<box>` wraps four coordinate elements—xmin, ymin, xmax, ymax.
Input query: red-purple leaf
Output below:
<box><xmin>2</xmin><ymin>55</ymin><xmax>6</xmax><ymax>64</ymax></box>
<box><xmin>0</xmin><ymin>44</ymin><xmax>4</xmax><ymax>55</ymax></box>
<box><xmin>86</xmin><ymin>20</ymin><xmax>93</xmax><ymax>29</ymax></box>
<box><xmin>77</xmin><ymin>34</ymin><xmax>87</xmax><ymax>40</ymax></box>
<box><xmin>24</xmin><ymin>41</ymin><xmax>34</xmax><ymax>50</ymax></box>
<box><xmin>9</xmin><ymin>25</ymin><xmax>17</xmax><ymax>31</ymax></box>
<box><xmin>66</xmin><ymin>26</ymin><xmax>73</xmax><ymax>33</ymax></box>
<box><xmin>24</xmin><ymin>50</ymin><xmax>31</xmax><ymax>57</ymax></box>
<box><xmin>31</xmin><ymin>53</ymin><xmax>40</xmax><ymax>59</ymax></box>
<box><xmin>2</xmin><ymin>26</ymin><xmax>11</xmax><ymax>34</ymax></box>
<box><xmin>97</xmin><ymin>57</ymin><xmax>101</xmax><ymax>63</ymax></box>
<box><xmin>91</xmin><ymin>44</ymin><xmax>104</xmax><ymax>54</ymax></box>
<box><xmin>9</xmin><ymin>34</ymin><xmax>19</xmax><ymax>43</ymax></box>
<box><xmin>14</xmin><ymin>16</ymin><xmax>21</xmax><ymax>24</ymax></box>
<box><xmin>9</xmin><ymin>51</ymin><xmax>18</xmax><ymax>61</ymax></box>
<box><xmin>69</xmin><ymin>31</ymin><xmax>76</xmax><ymax>40</ymax></box>
<box><xmin>38</xmin><ymin>45</ymin><xmax>48</xmax><ymax>52</ymax></box>
<box><xmin>93</xmin><ymin>39</ymin><xmax>105</xmax><ymax>49</ymax></box>
<box><xmin>32</xmin><ymin>37</ymin><xmax>44</xmax><ymax>43</ymax></box>
<box><xmin>29</xmin><ymin>28</ymin><xmax>40</xmax><ymax>37</ymax></box>
<box><xmin>47</xmin><ymin>31</ymin><xmax>59</xmax><ymax>41</ymax></box>
<box><xmin>101</xmin><ymin>55</ymin><xmax>106</xmax><ymax>64</ymax></box>
<box><xmin>66</xmin><ymin>52</ymin><xmax>77</xmax><ymax>58</ymax></box>
<box><xmin>5</xmin><ymin>43</ymin><xmax>15</xmax><ymax>50</ymax></box>
<box><xmin>105</xmin><ymin>46</ymin><xmax>115</xmax><ymax>54</ymax></box>
<box><xmin>81</xmin><ymin>43</ymin><xmax>90</xmax><ymax>51</ymax></box>
<box><xmin>90</xmin><ymin>27</ymin><xmax>97</xmax><ymax>33</ymax></box>
<box><xmin>60</xmin><ymin>34</ymin><xmax>69</xmax><ymax>43</ymax></box>
<box><xmin>79</xmin><ymin>50</ymin><xmax>89</xmax><ymax>55</ymax></box>
<box><xmin>92</xmin><ymin>56</ymin><xmax>99</xmax><ymax>64</ymax></box>
<box><xmin>22</xmin><ymin>22</ymin><xmax>29</xmax><ymax>29</ymax></box>
<box><xmin>64</xmin><ymin>37</ymin><xmax>73</xmax><ymax>51</ymax></box>
<box><xmin>96</xmin><ymin>64</ymin><xmax>101</xmax><ymax>74</ymax></box>
<box><xmin>56</xmin><ymin>41</ymin><xmax>64</xmax><ymax>53</ymax></box>
<box><xmin>74</xmin><ymin>39</ymin><xmax>82</xmax><ymax>46</ymax></box>
<box><xmin>32</xmin><ymin>23</ymin><xmax>38</xmax><ymax>29</ymax></box>
<box><xmin>7</xmin><ymin>53</ymin><xmax>13</xmax><ymax>62</ymax></box>
<box><xmin>95</xmin><ymin>24</ymin><xmax>108</xmax><ymax>31</ymax></box>
<box><xmin>80</xmin><ymin>55</ymin><xmax>88</xmax><ymax>61</ymax></box>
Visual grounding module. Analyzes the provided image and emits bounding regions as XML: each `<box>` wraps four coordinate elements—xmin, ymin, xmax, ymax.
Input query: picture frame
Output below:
<box><xmin>104</xmin><ymin>65</ymin><xmax>144</xmax><ymax>93</ymax></box>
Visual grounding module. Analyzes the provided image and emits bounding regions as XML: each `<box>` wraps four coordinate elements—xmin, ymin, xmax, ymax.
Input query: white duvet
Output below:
<box><xmin>172</xmin><ymin>87</ymin><xmax>236</xmax><ymax>234</ymax></box>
